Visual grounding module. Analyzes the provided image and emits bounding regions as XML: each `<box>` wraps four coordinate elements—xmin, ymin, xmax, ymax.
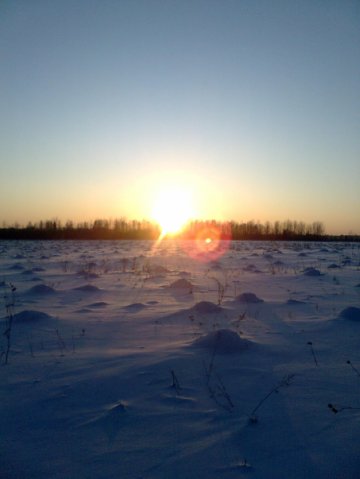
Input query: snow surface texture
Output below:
<box><xmin>1</xmin><ymin>239</ymin><xmax>360</xmax><ymax>478</ymax></box>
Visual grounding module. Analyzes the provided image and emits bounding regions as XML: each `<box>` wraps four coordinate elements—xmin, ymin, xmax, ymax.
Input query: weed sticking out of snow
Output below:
<box><xmin>346</xmin><ymin>359</ymin><xmax>360</xmax><ymax>378</ymax></box>
<box><xmin>1</xmin><ymin>282</ymin><xmax>16</xmax><ymax>364</ymax></box>
<box><xmin>307</xmin><ymin>341</ymin><xmax>319</xmax><ymax>366</ymax></box>
<box><xmin>249</xmin><ymin>373</ymin><xmax>295</xmax><ymax>424</ymax></box>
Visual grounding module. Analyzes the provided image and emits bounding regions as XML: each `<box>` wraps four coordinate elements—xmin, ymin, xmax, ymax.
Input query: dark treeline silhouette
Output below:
<box><xmin>184</xmin><ymin>219</ymin><xmax>326</xmax><ymax>240</ymax></box>
<box><xmin>0</xmin><ymin>218</ymin><xmax>359</xmax><ymax>241</ymax></box>
<box><xmin>0</xmin><ymin>219</ymin><xmax>159</xmax><ymax>240</ymax></box>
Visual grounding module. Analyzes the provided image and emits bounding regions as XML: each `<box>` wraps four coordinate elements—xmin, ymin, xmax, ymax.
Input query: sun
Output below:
<box><xmin>151</xmin><ymin>187</ymin><xmax>193</xmax><ymax>236</ymax></box>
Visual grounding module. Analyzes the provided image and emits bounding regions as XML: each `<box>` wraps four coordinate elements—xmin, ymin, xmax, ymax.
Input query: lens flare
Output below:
<box><xmin>183</xmin><ymin>223</ymin><xmax>232</xmax><ymax>262</ymax></box>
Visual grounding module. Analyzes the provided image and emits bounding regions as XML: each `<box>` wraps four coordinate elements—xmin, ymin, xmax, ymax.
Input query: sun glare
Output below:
<box><xmin>151</xmin><ymin>187</ymin><xmax>193</xmax><ymax>236</ymax></box>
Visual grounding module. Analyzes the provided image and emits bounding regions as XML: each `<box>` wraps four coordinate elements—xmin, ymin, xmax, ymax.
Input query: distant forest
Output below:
<box><xmin>0</xmin><ymin>219</ymin><xmax>358</xmax><ymax>241</ymax></box>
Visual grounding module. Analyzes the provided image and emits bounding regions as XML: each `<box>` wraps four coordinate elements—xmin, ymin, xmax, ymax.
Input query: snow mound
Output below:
<box><xmin>340</xmin><ymin>307</ymin><xmax>360</xmax><ymax>321</ymax></box>
<box><xmin>286</xmin><ymin>299</ymin><xmax>305</xmax><ymax>305</ymax></box>
<box><xmin>191</xmin><ymin>301</ymin><xmax>223</xmax><ymax>314</ymax></box>
<box><xmin>123</xmin><ymin>303</ymin><xmax>146</xmax><ymax>312</ymax></box>
<box><xmin>178</xmin><ymin>271</ymin><xmax>191</xmax><ymax>277</ymax></box>
<box><xmin>9</xmin><ymin>263</ymin><xmax>24</xmax><ymax>270</ymax></box>
<box><xmin>28</xmin><ymin>284</ymin><xmax>56</xmax><ymax>295</ymax></box>
<box><xmin>13</xmin><ymin>310</ymin><xmax>53</xmax><ymax>322</ymax></box>
<box><xmin>192</xmin><ymin>329</ymin><xmax>250</xmax><ymax>354</ymax></box>
<box><xmin>74</xmin><ymin>284</ymin><xmax>101</xmax><ymax>292</ymax></box>
<box><xmin>236</xmin><ymin>292</ymin><xmax>264</xmax><ymax>303</ymax></box>
<box><xmin>145</xmin><ymin>264</ymin><xmax>169</xmax><ymax>275</ymax></box>
<box><xmin>243</xmin><ymin>264</ymin><xmax>261</xmax><ymax>273</ymax></box>
<box><xmin>77</xmin><ymin>272</ymin><xmax>99</xmax><ymax>279</ymax></box>
<box><xmin>169</xmin><ymin>279</ymin><xmax>193</xmax><ymax>291</ymax></box>
<box><xmin>210</xmin><ymin>261</ymin><xmax>222</xmax><ymax>270</ymax></box>
<box><xmin>303</xmin><ymin>267</ymin><xmax>322</xmax><ymax>277</ymax></box>
<box><xmin>88</xmin><ymin>302</ymin><xmax>108</xmax><ymax>308</ymax></box>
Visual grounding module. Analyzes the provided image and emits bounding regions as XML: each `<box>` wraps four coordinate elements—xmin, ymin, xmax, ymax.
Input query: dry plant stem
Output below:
<box><xmin>213</xmin><ymin>371</ymin><xmax>235</xmax><ymax>410</ymax></box>
<box><xmin>206</xmin><ymin>375</ymin><xmax>234</xmax><ymax>412</ymax></box>
<box><xmin>56</xmin><ymin>329</ymin><xmax>66</xmax><ymax>356</ymax></box>
<box><xmin>233</xmin><ymin>280</ymin><xmax>240</xmax><ymax>298</ymax></box>
<box><xmin>250</xmin><ymin>374</ymin><xmax>295</xmax><ymax>422</ymax></box>
<box><xmin>307</xmin><ymin>341</ymin><xmax>318</xmax><ymax>366</ymax></box>
<box><xmin>204</xmin><ymin>332</ymin><xmax>234</xmax><ymax>412</ymax></box>
<box><xmin>170</xmin><ymin>369</ymin><xmax>181</xmax><ymax>394</ymax></box>
<box><xmin>234</xmin><ymin>312</ymin><xmax>246</xmax><ymax>331</ymax></box>
<box><xmin>204</xmin><ymin>333</ymin><xmax>219</xmax><ymax>386</ymax></box>
<box><xmin>2</xmin><ymin>283</ymin><xmax>16</xmax><ymax>365</ymax></box>
<box><xmin>328</xmin><ymin>403</ymin><xmax>360</xmax><ymax>414</ymax></box>
<box><xmin>347</xmin><ymin>360</ymin><xmax>360</xmax><ymax>377</ymax></box>
<box><xmin>210</xmin><ymin>277</ymin><xmax>225</xmax><ymax>305</ymax></box>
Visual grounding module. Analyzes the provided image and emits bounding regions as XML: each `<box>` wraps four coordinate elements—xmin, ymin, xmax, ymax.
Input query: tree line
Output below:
<box><xmin>1</xmin><ymin>218</ymin><xmax>358</xmax><ymax>241</ymax></box>
<box><xmin>0</xmin><ymin>219</ymin><xmax>159</xmax><ymax>240</ymax></box>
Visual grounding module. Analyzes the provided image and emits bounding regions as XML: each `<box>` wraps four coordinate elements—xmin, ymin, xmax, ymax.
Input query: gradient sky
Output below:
<box><xmin>1</xmin><ymin>0</ymin><xmax>359</xmax><ymax>234</ymax></box>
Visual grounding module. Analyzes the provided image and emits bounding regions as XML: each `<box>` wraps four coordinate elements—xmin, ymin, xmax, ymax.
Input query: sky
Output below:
<box><xmin>0</xmin><ymin>0</ymin><xmax>359</xmax><ymax>234</ymax></box>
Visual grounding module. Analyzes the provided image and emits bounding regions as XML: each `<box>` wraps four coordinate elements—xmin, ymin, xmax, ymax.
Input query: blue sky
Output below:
<box><xmin>1</xmin><ymin>0</ymin><xmax>359</xmax><ymax>233</ymax></box>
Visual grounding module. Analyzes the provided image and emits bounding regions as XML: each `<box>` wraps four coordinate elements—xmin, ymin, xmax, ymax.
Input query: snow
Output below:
<box><xmin>0</xmin><ymin>239</ymin><xmax>360</xmax><ymax>478</ymax></box>
<box><xmin>192</xmin><ymin>328</ymin><xmax>251</xmax><ymax>354</ymax></box>
<box><xmin>235</xmin><ymin>292</ymin><xmax>264</xmax><ymax>303</ymax></box>
<box><xmin>303</xmin><ymin>267</ymin><xmax>323</xmax><ymax>276</ymax></box>
<box><xmin>168</xmin><ymin>278</ymin><xmax>193</xmax><ymax>292</ymax></box>
<box><xmin>13</xmin><ymin>310</ymin><xmax>54</xmax><ymax>322</ymax></box>
<box><xmin>74</xmin><ymin>284</ymin><xmax>102</xmax><ymax>292</ymax></box>
<box><xmin>27</xmin><ymin>284</ymin><xmax>56</xmax><ymax>295</ymax></box>
<box><xmin>340</xmin><ymin>306</ymin><xmax>360</xmax><ymax>321</ymax></box>
<box><xmin>190</xmin><ymin>300</ymin><xmax>223</xmax><ymax>314</ymax></box>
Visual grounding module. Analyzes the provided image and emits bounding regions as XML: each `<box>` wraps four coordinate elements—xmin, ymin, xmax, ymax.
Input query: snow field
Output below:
<box><xmin>1</xmin><ymin>240</ymin><xmax>360</xmax><ymax>478</ymax></box>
